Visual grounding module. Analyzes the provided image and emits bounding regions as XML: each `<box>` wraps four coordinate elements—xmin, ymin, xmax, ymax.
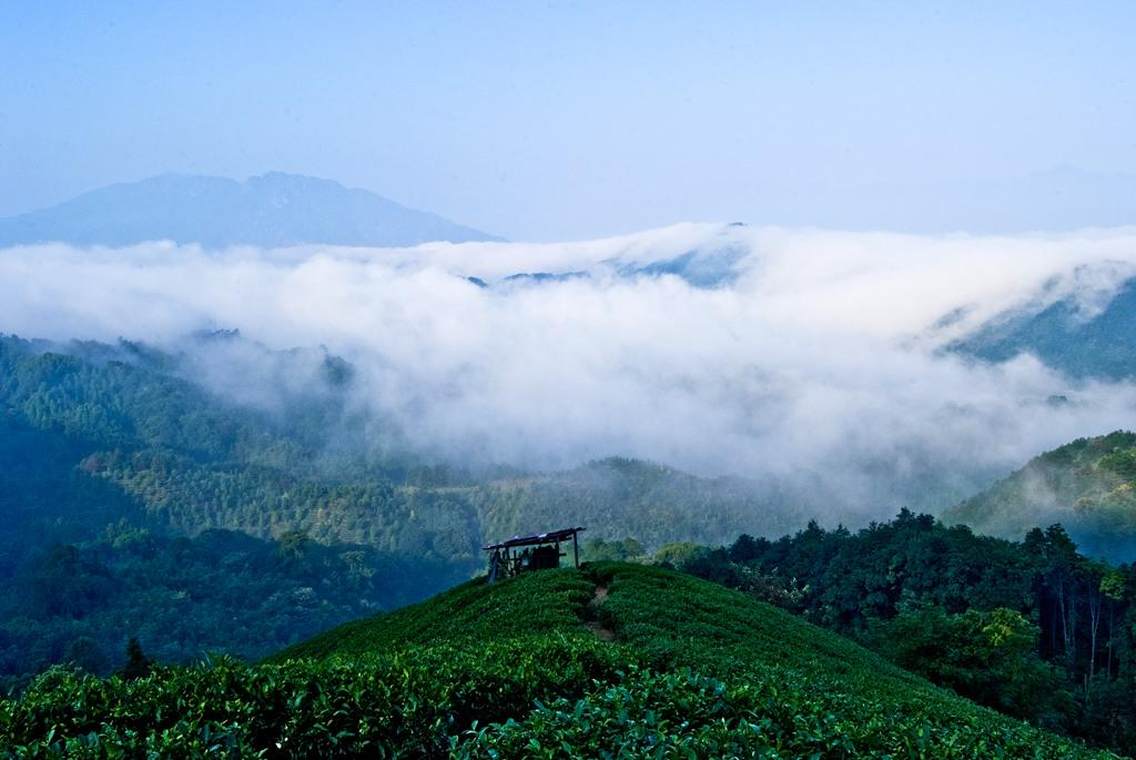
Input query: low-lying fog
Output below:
<box><xmin>4</xmin><ymin>223</ymin><xmax>1136</xmax><ymax>519</ymax></box>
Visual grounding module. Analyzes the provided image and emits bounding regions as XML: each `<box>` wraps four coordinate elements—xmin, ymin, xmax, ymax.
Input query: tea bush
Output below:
<box><xmin>1</xmin><ymin>565</ymin><xmax>1120</xmax><ymax>758</ymax></box>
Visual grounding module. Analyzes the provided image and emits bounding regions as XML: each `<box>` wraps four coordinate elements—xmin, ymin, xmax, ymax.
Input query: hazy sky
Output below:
<box><xmin>2</xmin><ymin>1</ymin><xmax>1134</xmax><ymax>240</ymax></box>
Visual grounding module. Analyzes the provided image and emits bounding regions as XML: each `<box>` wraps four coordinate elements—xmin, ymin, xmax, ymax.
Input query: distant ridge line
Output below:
<box><xmin>0</xmin><ymin>172</ymin><xmax>501</xmax><ymax>249</ymax></box>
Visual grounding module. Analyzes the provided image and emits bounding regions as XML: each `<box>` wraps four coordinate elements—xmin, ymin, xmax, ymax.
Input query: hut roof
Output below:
<box><xmin>482</xmin><ymin>527</ymin><xmax>585</xmax><ymax>551</ymax></box>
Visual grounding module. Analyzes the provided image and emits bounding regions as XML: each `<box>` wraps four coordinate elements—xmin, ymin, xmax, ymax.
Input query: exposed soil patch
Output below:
<box><xmin>586</xmin><ymin>585</ymin><xmax>615</xmax><ymax>641</ymax></box>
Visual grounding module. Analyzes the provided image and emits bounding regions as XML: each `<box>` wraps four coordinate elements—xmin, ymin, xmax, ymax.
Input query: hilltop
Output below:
<box><xmin>0</xmin><ymin>172</ymin><xmax>498</xmax><ymax>248</ymax></box>
<box><xmin>1</xmin><ymin>563</ymin><xmax>1116</xmax><ymax>756</ymax></box>
<box><xmin>944</xmin><ymin>430</ymin><xmax>1136</xmax><ymax>561</ymax></box>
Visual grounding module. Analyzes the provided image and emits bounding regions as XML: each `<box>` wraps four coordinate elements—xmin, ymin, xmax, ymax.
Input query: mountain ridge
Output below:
<box><xmin>948</xmin><ymin>270</ymin><xmax>1136</xmax><ymax>380</ymax></box>
<box><xmin>0</xmin><ymin>172</ymin><xmax>500</xmax><ymax>249</ymax></box>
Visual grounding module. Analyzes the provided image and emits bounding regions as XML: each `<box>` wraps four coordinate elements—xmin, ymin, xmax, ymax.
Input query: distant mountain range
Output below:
<box><xmin>0</xmin><ymin>172</ymin><xmax>499</xmax><ymax>248</ymax></box>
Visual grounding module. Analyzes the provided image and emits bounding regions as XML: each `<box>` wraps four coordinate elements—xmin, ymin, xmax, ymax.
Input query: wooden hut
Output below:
<box><xmin>483</xmin><ymin>527</ymin><xmax>585</xmax><ymax>582</ymax></box>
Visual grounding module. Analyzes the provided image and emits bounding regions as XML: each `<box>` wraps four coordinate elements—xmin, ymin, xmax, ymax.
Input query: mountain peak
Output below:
<box><xmin>0</xmin><ymin>172</ymin><xmax>500</xmax><ymax>249</ymax></box>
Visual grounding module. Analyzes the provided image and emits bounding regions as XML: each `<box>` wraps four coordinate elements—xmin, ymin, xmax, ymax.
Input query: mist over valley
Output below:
<box><xmin>5</xmin><ymin>5</ymin><xmax>1136</xmax><ymax>753</ymax></box>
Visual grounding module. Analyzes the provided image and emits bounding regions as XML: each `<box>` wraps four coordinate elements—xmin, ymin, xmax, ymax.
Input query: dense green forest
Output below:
<box><xmin>945</xmin><ymin>431</ymin><xmax>1136</xmax><ymax>561</ymax></box>
<box><xmin>670</xmin><ymin>511</ymin><xmax>1136</xmax><ymax>753</ymax></box>
<box><xmin>0</xmin><ymin>563</ymin><xmax>1115</xmax><ymax>757</ymax></box>
<box><xmin>0</xmin><ymin>334</ymin><xmax>778</xmax><ymax>683</ymax></box>
<box><xmin>0</xmin><ymin>525</ymin><xmax>469</xmax><ymax>693</ymax></box>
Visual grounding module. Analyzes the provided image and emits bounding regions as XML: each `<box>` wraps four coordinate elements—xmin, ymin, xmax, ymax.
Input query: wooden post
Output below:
<box><xmin>573</xmin><ymin>531</ymin><xmax>579</xmax><ymax>568</ymax></box>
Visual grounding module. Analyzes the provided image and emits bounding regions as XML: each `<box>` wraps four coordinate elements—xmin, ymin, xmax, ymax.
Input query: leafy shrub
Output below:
<box><xmin>0</xmin><ymin>565</ymin><xmax>1117</xmax><ymax>758</ymax></box>
<box><xmin>874</xmin><ymin>605</ymin><xmax>1071</xmax><ymax>725</ymax></box>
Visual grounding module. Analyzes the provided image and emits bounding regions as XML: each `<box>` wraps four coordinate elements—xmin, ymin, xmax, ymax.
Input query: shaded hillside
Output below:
<box><xmin>0</xmin><ymin>527</ymin><xmax>468</xmax><ymax>693</ymax></box>
<box><xmin>0</xmin><ymin>335</ymin><xmax>788</xmax><ymax>681</ymax></box>
<box><xmin>0</xmin><ymin>336</ymin><xmax>480</xmax><ymax>554</ymax></box>
<box><xmin>0</xmin><ymin>336</ymin><xmax>483</xmax><ymax>683</ymax></box>
<box><xmin>0</xmin><ymin>335</ymin><xmax>784</xmax><ymax>554</ymax></box>
<box><xmin>943</xmin><ymin>431</ymin><xmax>1136</xmax><ymax>561</ymax></box>
<box><xmin>950</xmin><ymin>274</ymin><xmax>1136</xmax><ymax>380</ymax></box>
<box><xmin>0</xmin><ymin>173</ymin><xmax>498</xmax><ymax>248</ymax></box>
<box><xmin>2</xmin><ymin>564</ymin><xmax>1116</xmax><ymax>757</ymax></box>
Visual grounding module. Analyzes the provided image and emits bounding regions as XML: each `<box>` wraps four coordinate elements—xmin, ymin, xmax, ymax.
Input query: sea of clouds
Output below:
<box><xmin>4</xmin><ymin>223</ymin><xmax>1136</xmax><ymax>519</ymax></box>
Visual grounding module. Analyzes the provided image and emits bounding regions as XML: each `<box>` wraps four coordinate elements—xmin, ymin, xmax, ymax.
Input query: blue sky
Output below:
<box><xmin>2</xmin><ymin>1</ymin><xmax>1134</xmax><ymax>240</ymax></box>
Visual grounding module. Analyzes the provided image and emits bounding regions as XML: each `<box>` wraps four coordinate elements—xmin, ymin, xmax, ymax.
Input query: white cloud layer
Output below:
<box><xmin>4</xmin><ymin>223</ymin><xmax>1136</xmax><ymax>520</ymax></box>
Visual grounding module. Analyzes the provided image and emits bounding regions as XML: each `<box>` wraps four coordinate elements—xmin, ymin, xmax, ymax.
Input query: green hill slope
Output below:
<box><xmin>944</xmin><ymin>431</ymin><xmax>1136</xmax><ymax>561</ymax></box>
<box><xmin>2</xmin><ymin>563</ymin><xmax>1116</xmax><ymax>757</ymax></box>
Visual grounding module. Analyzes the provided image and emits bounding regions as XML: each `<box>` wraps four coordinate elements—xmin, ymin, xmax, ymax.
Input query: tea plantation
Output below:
<box><xmin>1</xmin><ymin>563</ymin><xmax>1121</xmax><ymax>758</ymax></box>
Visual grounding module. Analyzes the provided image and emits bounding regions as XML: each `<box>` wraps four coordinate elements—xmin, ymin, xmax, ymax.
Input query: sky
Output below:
<box><xmin>2</xmin><ymin>1</ymin><xmax>1134</xmax><ymax>240</ymax></box>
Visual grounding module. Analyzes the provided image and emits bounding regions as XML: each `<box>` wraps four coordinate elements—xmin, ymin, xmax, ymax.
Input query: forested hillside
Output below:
<box><xmin>0</xmin><ymin>334</ymin><xmax>777</xmax><ymax>683</ymax></box>
<box><xmin>0</xmin><ymin>563</ymin><xmax>1114</xmax><ymax>757</ymax></box>
<box><xmin>944</xmin><ymin>431</ymin><xmax>1136</xmax><ymax>561</ymax></box>
<box><xmin>675</xmin><ymin>511</ymin><xmax>1136</xmax><ymax>753</ymax></box>
<box><xmin>467</xmin><ymin>457</ymin><xmax>807</xmax><ymax>550</ymax></box>
<box><xmin>0</xmin><ymin>526</ymin><xmax>460</xmax><ymax>691</ymax></box>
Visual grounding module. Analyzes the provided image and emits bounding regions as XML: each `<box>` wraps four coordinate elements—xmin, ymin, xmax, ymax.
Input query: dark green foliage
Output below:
<box><xmin>0</xmin><ymin>639</ymin><xmax>624</xmax><ymax>758</ymax></box>
<box><xmin>0</xmin><ymin>565</ymin><xmax>1113</xmax><ymax>758</ymax></box>
<box><xmin>875</xmin><ymin>606</ymin><xmax>1068</xmax><ymax>723</ymax></box>
<box><xmin>680</xmin><ymin>512</ymin><xmax>1136</xmax><ymax>753</ymax></box>
<box><xmin>120</xmin><ymin>638</ymin><xmax>150</xmax><ymax>681</ymax></box>
<box><xmin>0</xmin><ymin>335</ymin><xmax>483</xmax><ymax>681</ymax></box>
<box><xmin>272</xmin><ymin>568</ymin><xmax>596</xmax><ymax>661</ymax></box>
<box><xmin>0</xmin><ymin>526</ymin><xmax>472</xmax><ymax>692</ymax></box>
<box><xmin>0</xmin><ymin>334</ymin><xmax>479</xmax><ymax>553</ymax></box>
<box><xmin>580</xmin><ymin>536</ymin><xmax>645</xmax><ymax>562</ymax></box>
